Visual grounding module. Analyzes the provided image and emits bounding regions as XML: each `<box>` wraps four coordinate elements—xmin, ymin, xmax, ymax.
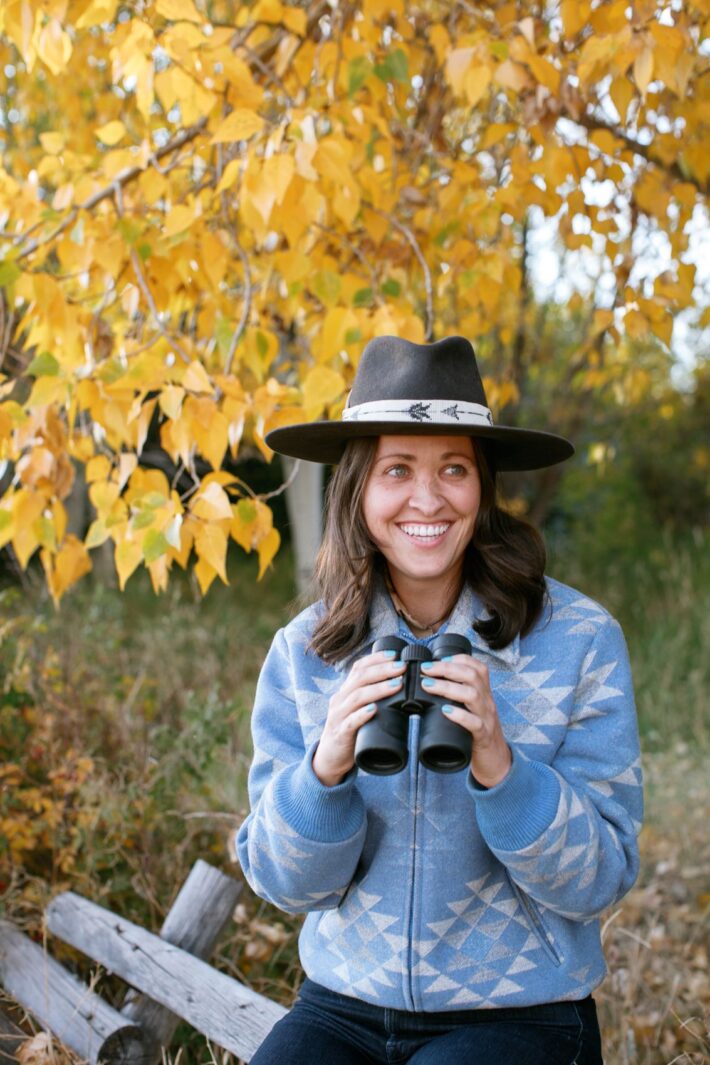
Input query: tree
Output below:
<box><xmin>0</xmin><ymin>0</ymin><xmax>707</xmax><ymax>601</ymax></box>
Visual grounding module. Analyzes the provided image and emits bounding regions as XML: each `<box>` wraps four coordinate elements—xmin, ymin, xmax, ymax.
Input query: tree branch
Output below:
<box><xmin>221</xmin><ymin>196</ymin><xmax>252</xmax><ymax>379</ymax></box>
<box><xmin>260</xmin><ymin>459</ymin><xmax>301</xmax><ymax>499</ymax></box>
<box><xmin>561</xmin><ymin>108</ymin><xmax>708</xmax><ymax>198</ymax></box>
<box><xmin>12</xmin><ymin>1</ymin><xmax>331</xmax><ymax>266</ymax></box>
<box><xmin>507</xmin><ymin>213</ymin><xmax>530</xmax><ymax>427</ymax></box>
<box><xmin>365</xmin><ymin>204</ymin><xmax>434</xmax><ymax>339</ymax></box>
<box><xmin>315</xmin><ymin>222</ymin><xmax>383</xmax><ymax>303</ymax></box>
<box><xmin>113</xmin><ymin>183</ymin><xmax>192</xmax><ymax>366</ymax></box>
<box><xmin>15</xmin><ymin>119</ymin><xmax>210</xmax><ymax>263</ymax></box>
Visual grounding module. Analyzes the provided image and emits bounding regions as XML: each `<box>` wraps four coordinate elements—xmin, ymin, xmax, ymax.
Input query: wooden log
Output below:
<box><xmin>0</xmin><ymin>921</ymin><xmax>155</xmax><ymax>1065</ymax></box>
<box><xmin>120</xmin><ymin>860</ymin><xmax>243</xmax><ymax>1058</ymax></box>
<box><xmin>47</xmin><ymin>893</ymin><xmax>286</xmax><ymax>1063</ymax></box>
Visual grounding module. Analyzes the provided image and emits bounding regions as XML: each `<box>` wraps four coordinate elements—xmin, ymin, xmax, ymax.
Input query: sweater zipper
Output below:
<box><xmin>505</xmin><ymin>872</ymin><xmax>563</xmax><ymax>967</ymax></box>
<box><xmin>405</xmin><ymin>716</ymin><xmax>420</xmax><ymax>1010</ymax></box>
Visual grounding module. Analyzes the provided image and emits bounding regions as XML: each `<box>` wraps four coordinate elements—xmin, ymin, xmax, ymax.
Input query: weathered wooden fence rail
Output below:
<box><xmin>118</xmin><ymin>857</ymin><xmax>250</xmax><ymax>1057</ymax></box>
<box><xmin>0</xmin><ymin>860</ymin><xmax>286</xmax><ymax>1063</ymax></box>
<box><xmin>0</xmin><ymin>921</ymin><xmax>153</xmax><ymax>1064</ymax></box>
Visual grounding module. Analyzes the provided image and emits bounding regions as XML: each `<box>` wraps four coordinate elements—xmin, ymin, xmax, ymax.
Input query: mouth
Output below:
<box><xmin>398</xmin><ymin>522</ymin><xmax>452</xmax><ymax>544</ymax></box>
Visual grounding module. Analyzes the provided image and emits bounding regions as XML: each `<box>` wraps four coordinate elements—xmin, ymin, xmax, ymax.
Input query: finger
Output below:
<box><xmin>336</xmin><ymin>701</ymin><xmax>380</xmax><ymax>734</ymax></box>
<box><xmin>441</xmin><ymin>704</ymin><xmax>484</xmax><ymax>734</ymax></box>
<box><xmin>421</xmin><ymin>677</ymin><xmax>489</xmax><ymax>708</ymax></box>
<box><xmin>350</xmin><ymin>652</ymin><xmax>406</xmax><ymax>679</ymax></box>
<box><xmin>359</xmin><ymin>649</ymin><xmax>404</xmax><ymax>667</ymax></box>
<box><xmin>421</xmin><ymin>658</ymin><xmax>489</xmax><ymax>682</ymax></box>
<box><xmin>363</xmin><ymin>655</ymin><xmax>408</xmax><ymax>679</ymax></box>
<box><xmin>336</xmin><ymin>674</ymin><xmax>405</xmax><ymax>718</ymax></box>
<box><xmin>343</xmin><ymin>656</ymin><xmax>406</xmax><ymax>693</ymax></box>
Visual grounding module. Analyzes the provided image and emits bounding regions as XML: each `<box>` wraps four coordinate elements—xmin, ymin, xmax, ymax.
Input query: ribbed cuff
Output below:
<box><xmin>466</xmin><ymin>745</ymin><xmax>561</xmax><ymax>852</ymax></box>
<box><xmin>271</xmin><ymin>741</ymin><xmax>364</xmax><ymax>843</ymax></box>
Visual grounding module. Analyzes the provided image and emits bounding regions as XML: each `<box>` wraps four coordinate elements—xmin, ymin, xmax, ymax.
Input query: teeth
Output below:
<box><xmin>400</xmin><ymin>524</ymin><xmax>450</xmax><ymax>538</ymax></box>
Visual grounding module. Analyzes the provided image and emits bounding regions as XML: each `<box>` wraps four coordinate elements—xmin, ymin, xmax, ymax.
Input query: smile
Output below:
<box><xmin>398</xmin><ymin>523</ymin><xmax>451</xmax><ymax>541</ymax></box>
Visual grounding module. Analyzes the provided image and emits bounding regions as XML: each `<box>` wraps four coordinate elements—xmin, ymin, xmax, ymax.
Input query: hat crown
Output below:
<box><xmin>348</xmin><ymin>336</ymin><xmax>487</xmax><ymax>408</ymax></box>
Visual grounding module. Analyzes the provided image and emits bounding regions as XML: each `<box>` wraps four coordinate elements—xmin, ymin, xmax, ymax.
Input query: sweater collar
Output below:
<box><xmin>336</xmin><ymin>574</ymin><xmax>520</xmax><ymax>672</ymax></box>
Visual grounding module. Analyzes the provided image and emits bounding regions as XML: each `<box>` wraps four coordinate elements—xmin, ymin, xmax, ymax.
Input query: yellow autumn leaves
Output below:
<box><xmin>0</xmin><ymin>0</ymin><xmax>706</xmax><ymax>605</ymax></box>
<box><xmin>0</xmin><ymin>330</ymin><xmax>320</xmax><ymax>600</ymax></box>
<box><xmin>94</xmin><ymin>467</ymin><xmax>281</xmax><ymax>598</ymax></box>
<box><xmin>442</xmin><ymin>9</ymin><xmax>694</xmax><ymax>117</ymax></box>
<box><xmin>211</xmin><ymin>111</ymin><xmax>266</xmax><ymax>144</ymax></box>
<box><xmin>1</xmin><ymin>3</ymin><xmax>73</xmax><ymax>76</ymax></box>
<box><xmin>0</xmin><ymin>419</ymin><xmax>282</xmax><ymax>603</ymax></box>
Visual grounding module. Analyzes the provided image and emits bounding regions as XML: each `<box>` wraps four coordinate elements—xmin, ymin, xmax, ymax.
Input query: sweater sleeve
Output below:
<box><xmin>466</xmin><ymin>616</ymin><xmax>643</xmax><ymax>920</ymax></box>
<box><xmin>235</xmin><ymin>627</ymin><xmax>368</xmax><ymax>914</ymax></box>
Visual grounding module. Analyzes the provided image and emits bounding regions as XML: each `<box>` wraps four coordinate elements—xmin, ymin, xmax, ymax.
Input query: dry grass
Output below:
<box><xmin>596</xmin><ymin>748</ymin><xmax>709</xmax><ymax>1065</ymax></box>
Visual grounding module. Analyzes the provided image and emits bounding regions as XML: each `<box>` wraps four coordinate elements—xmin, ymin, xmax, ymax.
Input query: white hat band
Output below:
<box><xmin>342</xmin><ymin>398</ymin><xmax>494</xmax><ymax>427</ymax></box>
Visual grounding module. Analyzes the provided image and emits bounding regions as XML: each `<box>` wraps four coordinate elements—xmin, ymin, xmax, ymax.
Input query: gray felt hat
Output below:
<box><xmin>265</xmin><ymin>335</ymin><xmax>574</xmax><ymax>471</ymax></box>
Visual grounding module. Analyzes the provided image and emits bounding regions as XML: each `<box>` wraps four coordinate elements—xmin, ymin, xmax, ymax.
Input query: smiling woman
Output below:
<box><xmin>234</xmin><ymin>336</ymin><xmax>642</xmax><ymax>1065</ymax></box>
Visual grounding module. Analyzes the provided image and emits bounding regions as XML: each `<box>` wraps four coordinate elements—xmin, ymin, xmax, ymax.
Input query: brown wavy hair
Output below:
<box><xmin>309</xmin><ymin>437</ymin><xmax>549</xmax><ymax>663</ymax></box>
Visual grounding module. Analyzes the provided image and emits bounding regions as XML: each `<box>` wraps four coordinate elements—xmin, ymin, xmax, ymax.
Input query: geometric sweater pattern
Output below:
<box><xmin>236</xmin><ymin>576</ymin><xmax>643</xmax><ymax>1011</ymax></box>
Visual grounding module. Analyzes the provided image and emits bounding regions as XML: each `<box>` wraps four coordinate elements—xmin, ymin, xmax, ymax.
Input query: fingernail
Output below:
<box><xmin>442</xmin><ymin>655</ymin><xmax>453</xmax><ymax>662</ymax></box>
<box><xmin>365</xmin><ymin>703</ymin><xmax>377</xmax><ymax>712</ymax></box>
<box><xmin>421</xmin><ymin>661</ymin><xmax>433</xmax><ymax>669</ymax></box>
<box><xmin>389</xmin><ymin>677</ymin><xmax>402</xmax><ymax>687</ymax></box>
<box><xmin>422</xmin><ymin>678</ymin><xmax>435</xmax><ymax>687</ymax></box>
<box><xmin>383</xmin><ymin>650</ymin><xmax>397</xmax><ymax>658</ymax></box>
<box><xmin>442</xmin><ymin>704</ymin><xmax>455</xmax><ymax>714</ymax></box>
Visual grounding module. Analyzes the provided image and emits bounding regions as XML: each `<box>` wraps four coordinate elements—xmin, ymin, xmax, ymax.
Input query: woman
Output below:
<box><xmin>235</xmin><ymin>336</ymin><xmax>643</xmax><ymax>1065</ymax></box>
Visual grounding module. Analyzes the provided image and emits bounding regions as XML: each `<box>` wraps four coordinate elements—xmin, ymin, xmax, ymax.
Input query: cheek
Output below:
<box><xmin>454</xmin><ymin>487</ymin><xmax>481</xmax><ymax>539</ymax></box>
<box><xmin>462</xmin><ymin>477</ymin><xmax>482</xmax><ymax>518</ymax></box>
<box><xmin>362</xmin><ymin>486</ymin><xmax>385</xmax><ymax>540</ymax></box>
<box><xmin>362</xmin><ymin>485</ymin><xmax>401</xmax><ymax>542</ymax></box>
<box><xmin>361</xmin><ymin>485</ymin><xmax>376</xmax><ymax>533</ymax></box>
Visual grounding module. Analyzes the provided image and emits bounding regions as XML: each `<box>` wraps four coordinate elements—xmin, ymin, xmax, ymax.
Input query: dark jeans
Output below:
<box><xmin>250</xmin><ymin>977</ymin><xmax>604</xmax><ymax>1065</ymax></box>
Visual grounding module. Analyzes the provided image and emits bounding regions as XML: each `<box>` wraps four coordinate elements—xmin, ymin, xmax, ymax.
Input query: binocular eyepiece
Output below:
<box><xmin>354</xmin><ymin>634</ymin><xmax>473</xmax><ymax>775</ymax></box>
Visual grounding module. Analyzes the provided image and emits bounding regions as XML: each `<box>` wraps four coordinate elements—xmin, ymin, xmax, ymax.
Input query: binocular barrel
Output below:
<box><xmin>354</xmin><ymin>634</ymin><xmax>473</xmax><ymax>775</ymax></box>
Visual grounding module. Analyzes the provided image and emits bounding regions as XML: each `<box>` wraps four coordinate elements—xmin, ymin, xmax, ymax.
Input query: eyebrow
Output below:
<box><xmin>376</xmin><ymin>451</ymin><xmax>474</xmax><ymax>462</ymax></box>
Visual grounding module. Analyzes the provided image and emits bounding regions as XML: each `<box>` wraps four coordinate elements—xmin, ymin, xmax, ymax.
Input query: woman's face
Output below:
<box><xmin>361</xmin><ymin>435</ymin><xmax>480</xmax><ymax>594</ymax></box>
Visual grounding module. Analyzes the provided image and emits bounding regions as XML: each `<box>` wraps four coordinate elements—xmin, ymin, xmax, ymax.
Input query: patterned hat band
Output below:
<box><xmin>342</xmin><ymin>398</ymin><xmax>494</xmax><ymax>427</ymax></box>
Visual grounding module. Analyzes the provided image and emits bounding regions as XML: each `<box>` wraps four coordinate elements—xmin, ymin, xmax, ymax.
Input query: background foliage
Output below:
<box><xmin>0</xmin><ymin>0</ymin><xmax>708</xmax><ymax>597</ymax></box>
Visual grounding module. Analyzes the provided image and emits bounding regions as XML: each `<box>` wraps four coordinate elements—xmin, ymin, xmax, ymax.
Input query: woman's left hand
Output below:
<box><xmin>420</xmin><ymin>656</ymin><xmax>512</xmax><ymax>788</ymax></box>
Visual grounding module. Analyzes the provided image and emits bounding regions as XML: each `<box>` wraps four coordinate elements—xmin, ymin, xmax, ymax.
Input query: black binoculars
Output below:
<box><xmin>354</xmin><ymin>634</ymin><xmax>473</xmax><ymax>775</ymax></box>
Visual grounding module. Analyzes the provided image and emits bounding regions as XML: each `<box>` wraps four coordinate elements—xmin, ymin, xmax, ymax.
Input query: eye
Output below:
<box><xmin>384</xmin><ymin>463</ymin><xmax>409</xmax><ymax>478</ymax></box>
<box><xmin>443</xmin><ymin>463</ymin><xmax>468</xmax><ymax>477</ymax></box>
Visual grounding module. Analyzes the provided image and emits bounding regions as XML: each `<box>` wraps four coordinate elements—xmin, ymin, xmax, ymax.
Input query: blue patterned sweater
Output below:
<box><xmin>236</xmin><ymin>576</ymin><xmax>643</xmax><ymax>1011</ymax></box>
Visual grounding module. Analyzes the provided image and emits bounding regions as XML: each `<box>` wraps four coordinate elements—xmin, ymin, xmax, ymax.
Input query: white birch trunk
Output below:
<box><xmin>282</xmin><ymin>456</ymin><xmax>324</xmax><ymax>598</ymax></box>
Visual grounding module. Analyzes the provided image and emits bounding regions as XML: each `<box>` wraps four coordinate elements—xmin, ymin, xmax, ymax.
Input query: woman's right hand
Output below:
<box><xmin>311</xmin><ymin>650</ymin><xmax>406</xmax><ymax>787</ymax></box>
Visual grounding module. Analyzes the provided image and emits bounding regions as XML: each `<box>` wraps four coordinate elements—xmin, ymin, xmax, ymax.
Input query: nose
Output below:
<box><xmin>408</xmin><ymin>476</ymin><xmax>444</xmax><ymax>515</ymax></box>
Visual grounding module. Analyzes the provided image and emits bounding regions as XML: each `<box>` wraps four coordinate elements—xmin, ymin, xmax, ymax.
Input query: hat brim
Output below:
<box><xmin>265</xmin><ymin>421</ymin><xmax>574</xmax><ymax>471</ymax></box>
